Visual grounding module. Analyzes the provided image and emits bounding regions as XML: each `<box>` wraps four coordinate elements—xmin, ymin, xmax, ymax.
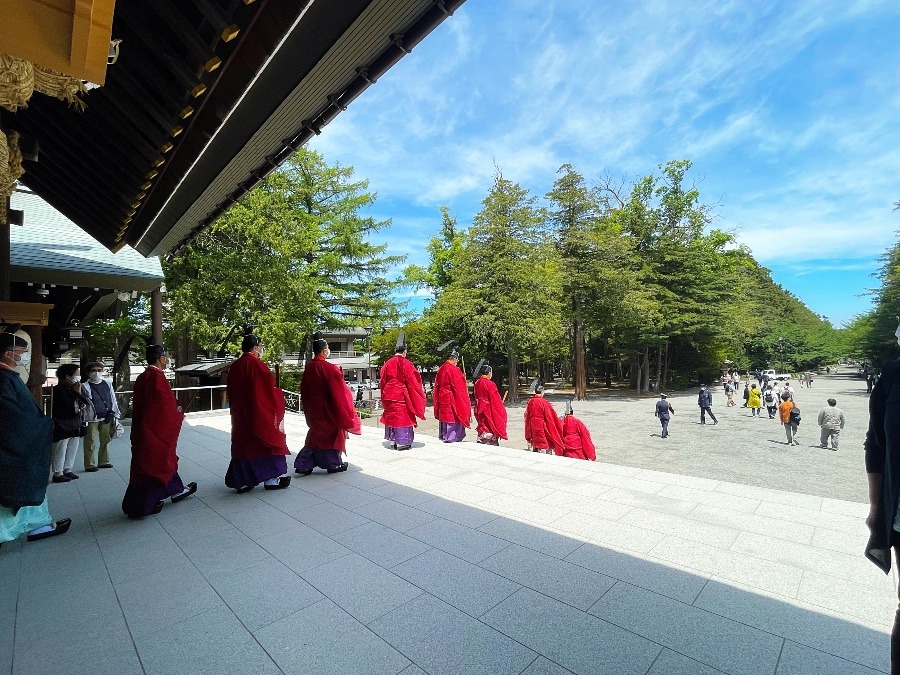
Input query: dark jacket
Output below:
<box><xmin>51</xmin><ymin>382</ymin><xmax>88</xmax><ymax>441</ymax></box>
<box><xmin>655</xmin><ymin>399</ymin><xmax>673</xmax><ymax>419</ymax></box>
<box><xmin>865</xmin><ymin>358</ymin><xmax>900</xmax><ymax>573</ymax></box>
<box><xmin>0</xmin><ymin>368</ymin><xmax>54</xmax><ymax>509</ymax></box>
<box><xmin>698</xmin><ymin>390</ymin><xmax>712</xmax><ymax>407</ymax></box>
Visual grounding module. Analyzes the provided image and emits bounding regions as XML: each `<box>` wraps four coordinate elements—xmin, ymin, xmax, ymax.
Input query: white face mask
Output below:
<box><xmin>71</xmin><ymin>375</ymin><xmax>81</xmax><ymax>383</ymax></box>
<box><xmin>89</xmin><ymin>372</ymin><xmax>103</xmax><ymax>383</ymax></box>
<box><xmin>17</xmin><ymin>351</ymin><xmax>31</xmax><ymax>367</ymax></box>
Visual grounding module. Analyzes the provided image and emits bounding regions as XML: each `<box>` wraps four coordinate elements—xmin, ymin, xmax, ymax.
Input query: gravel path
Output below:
<box><xmin>363</xmin><ymin>366</ymin><xmax>871</xmax><ymax>502</ymax></box>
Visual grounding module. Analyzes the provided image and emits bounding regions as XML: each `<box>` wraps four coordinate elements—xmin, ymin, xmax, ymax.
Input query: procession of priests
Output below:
<box><xmin>1</xmin><ymin>326</ymin><xmax>600</xmax><ymax>547</ymax></box>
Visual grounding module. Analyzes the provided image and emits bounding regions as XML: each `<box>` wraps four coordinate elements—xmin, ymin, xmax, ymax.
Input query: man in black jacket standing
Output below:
<box><xmin>698</xmin><ymin>385</ymin><xmax>718</xmax><ymax>425</ymax></box>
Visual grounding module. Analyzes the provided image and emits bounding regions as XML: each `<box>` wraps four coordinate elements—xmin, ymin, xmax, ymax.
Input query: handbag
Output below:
<box><xmin>110</xmin><ymin>419</ymin><xmax>125</xmax><ymax>439</ymax></box>
<box><xmin>52</xmin><ymin>416</ymin><xmax>86</xmax><ymax>442</ymax></box>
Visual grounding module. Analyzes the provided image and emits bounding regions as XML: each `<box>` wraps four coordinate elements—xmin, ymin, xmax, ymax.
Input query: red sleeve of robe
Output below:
<box><xmin>577</xmin><ymin>418</ymin><xmax>596</xmax><ymax>460</ymax></box>
<box><xmin>301</xmin><ymin>359</ymin><xmax>361</xmax><ymax>452</ymax></box>
<box><xmin>227</xmin><ymin>354</ymin><xmax>289</xmax><ymax>460</ymax></box>
<box><xmin>130</xmin><ymin>368</ymin><xmax>183</xmax><ymax>486</ymax></box>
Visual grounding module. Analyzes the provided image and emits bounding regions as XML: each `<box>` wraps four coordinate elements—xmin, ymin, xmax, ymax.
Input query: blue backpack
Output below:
<box><xmin>789</xmin><ymin>406</ymin><xmax>801</xmax><ymax>424</ymax></box>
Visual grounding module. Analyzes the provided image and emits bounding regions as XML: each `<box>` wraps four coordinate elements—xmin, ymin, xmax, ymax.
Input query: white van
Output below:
<box><xmin>762</xmin><ymin>369</ymin><xmax>776</xmax><ymax>379</ymax></box>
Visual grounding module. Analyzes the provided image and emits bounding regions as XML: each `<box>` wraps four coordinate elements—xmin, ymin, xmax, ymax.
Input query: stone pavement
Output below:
<box><xmin>1</xmin><ymin>407</ymin><xmax>892</xmax><ymax>674</ymax></box>
<box><xmin>367</xmin><ymin>368</ymin><xmax>871</xmax><ymax>502</ymax></box>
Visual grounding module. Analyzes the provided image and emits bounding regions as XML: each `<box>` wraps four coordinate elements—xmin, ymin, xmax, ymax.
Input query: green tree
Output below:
<box><xmin>431</xmin><ymin>170</ymin><xmax>563</xmax><ymax>403</ymax></box>
<box><xmin>164</xmin><ymin>148</ymin><xmax>404</xmax><ymax>359</ymax></box>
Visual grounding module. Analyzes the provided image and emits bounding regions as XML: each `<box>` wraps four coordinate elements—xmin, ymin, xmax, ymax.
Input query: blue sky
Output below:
<box><xmin>311</xmin><ymin>0</ymin><xmax>900</xmax><ymax>327</ymax></box>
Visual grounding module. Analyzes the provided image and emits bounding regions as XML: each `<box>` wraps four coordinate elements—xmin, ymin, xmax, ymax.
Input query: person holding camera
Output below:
<box><xmin>80</xmin><ymin>361</ymin><xmax>120</xmax><ymax>472</ymax></box>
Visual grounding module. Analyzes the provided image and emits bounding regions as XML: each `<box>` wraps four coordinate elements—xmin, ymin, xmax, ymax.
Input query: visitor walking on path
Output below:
<box><xmin>817</xmin><ymin>398</ymin><xmax>845</xmax><ymax>450</ymax></box>
<box><xmin>433</xmin><ymin>347</ymin><xmax>471</xmax><ymax>443</ymax></box>
<box><xmin>295</xmin><ymin>337</ymin><xmax>361</xmax><ymax>476</ymax></box>
<box><xmin>473</xmin><ymin>364</ymin><xmax>507</xmax><ymax>445</ymax></box>
<box><xmin>724</xmin><ymin>381</ymin><xmax>736</xmax><ymax>406</ymax></box>
<box><xmin>779</xmin><ymin>392</ymin><xmax>800</xmax><ymax>445</ymax></box>
<box><xmin>698</xmin><ymin>385</ymin><xmax>718</xmax><ymax>425</ymax></box>
<box><xmin>655</xmin><ymin>393</ymin><xmax>674</xmax><ymax>438</ymax></box>
<box><xmin>747</xmin><ymin>383</ymin><xmax>763</xmax><ymax>417</ymax></box>
<box><xmin>122</xmin><ymin>345</ymin><xmax>197</xmax><ymax>518</ymax></box>
<box><xmin>226</xmin><ymin>334</ymin><xmax>292</xmax><ymax>493</ymax></box>
<box><xmin>524</xmin><ymin>385</ymin><xmax>564</xmax><ymax>454</ymax></box>
<box><xmin>379</xmin><ymin>335</ymin><xmax>426</xmax><ymax>450</ymax></box>
<box><xmin>763</xmin><ymin>385</ymin><xmax>778</xmax><ymax>419</ymax></box>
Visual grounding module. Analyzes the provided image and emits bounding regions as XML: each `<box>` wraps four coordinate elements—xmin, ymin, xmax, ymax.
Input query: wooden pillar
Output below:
<box><xmin>150</xmin><ymin>287</ymin><xmax>163</xmax><ymax>344</ymax></box>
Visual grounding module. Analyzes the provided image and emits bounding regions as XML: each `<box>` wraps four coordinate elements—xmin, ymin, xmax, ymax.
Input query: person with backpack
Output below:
<box><xmin>779</xmin><ymin>391</ymin><xmax>800</xmax><ymax>445</ymax></box>
<box><xmin>763</xmin><ymin>386</ymin><xmax>778</xmax><ymax>419</ymax></box>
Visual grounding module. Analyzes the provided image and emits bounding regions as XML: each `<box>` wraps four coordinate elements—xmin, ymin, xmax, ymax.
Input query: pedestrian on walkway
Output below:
<box><xmin>779</xmin><ymin>392</ymin><xmax>799</xmax><ymax>445</ymax></box>
<box><xmin>747</xmin><ymin>383</ymin><xmax>763</xmax><ymax>417</ymax></box>
<box><xmin>867</xmin><ymin>372</ymin><xmax>875</xmax><ymax>394</ymax></box>
<box><xmin>434</xmin><ymin>347</ymin><xmax>471</xmax><ymax>443</ymax></box>
<box><xmin>763</xmin><ymin>385</ymin><xmax>778</xmax><ymax>419</ymax></box>
<box><xmin>655</xmin><ymin>393</ymin><xmax>674</xmax><ymax>438</ymax></box>
<box><xmin>80</xmin><ymin>361</ymin><xmax>120</xmax><ymax>472</ymax></box>
<box><xmin>379</xmin><ymin>335</ymin><xmax>426</xmax><ymax>450</ymax></box>
<box><xmin>295</xmin><ymin>337</ymin><xmax>361</xmax><ymax>476</ymax></box>
<box><xmin>742</xmin><ymin>383</ymin><xmax>750</xmax><ymax>407</ymax></box>
<box><xmin>864</xmin><ymin>326</ymin><xmax>900</xmax><ymax>672</ymax></box>
<box><xmin>122</xmin><ymin>345</ymin><xmax>197</xmax><ymax>518</ymax></box>
<box><xmin>560</xmin><ymin>401</ymin><xmax>596</xmax><ymax>461</ymax></box>
<box><xmin>50</xmin><ymin>363</ymin><xmax>89</xmax><ymax>482</ymax></box>
<box><xmin>473</xmin><ymin>364</ymin><xmax>507</xmax><ymax>446</ymax></box>
<box><xmin>226</xmin><ymin>334</ymin><xmax>292</xmax><ymax>492</ymax></box>
<box><xmin>817</xmin><ymin>398</ymin><xmax>844</xmax><ymax>450</ymax></box>
<box><xmin>698</xmin><ymin>385</ymin><xmax>718</xmax><ymax>425</ymax></box>
<box><xmin>0</xmin><ymin>332</ymin><xmax>71</xmax><ymax>544</ymax></box>
<box><xmin>524</xmin><ymin>385</ymin><xmax>564</xmax><ymax>454</ymax></box>
<box><xmin>805</xmin><ymin>371</ymin><xmax>813</xmax><ymax>388</ymax></box>
<box><xmin>724</xmin><ymin>381</ymin><xmax>735</xmax><ymax>407</ymax></box>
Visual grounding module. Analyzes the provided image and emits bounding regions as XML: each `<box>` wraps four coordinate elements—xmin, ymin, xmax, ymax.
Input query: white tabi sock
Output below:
<box><xmin>264</xmin><ymin>477</ymin><xmax>283</xmax><ymax>486</ymax></box>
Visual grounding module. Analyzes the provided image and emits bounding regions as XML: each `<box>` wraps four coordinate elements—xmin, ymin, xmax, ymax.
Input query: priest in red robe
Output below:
<box><xmin>295</xmin><ymin>338</ymin><xmax>361</xmax><ymax>475</ymax></box>
<box><xmin>524</xmin><ymin>385</ymin><xmax>564</xmax><ymax>454</ymax></box>
<box><xmin>434</xmin><ymin>348</ymin><xmax>471</xmax><ymax>442</ymax></box>
<box><xmin>379</xmin><ymin>340</ymin><xmax>426</xmax><ymax>450</ymax></box>
<box><xmin>122</xmin><ymin>345</ymin><xmax>197</xmax><ymax>518</ymax></box>
<box><xmin>560</xmin><ymin>402</ymin><xmax>596</xmax><ymax>461</ymax></box>
<box><xmin>473</xmin><ymin>364</ymin><xmax>507</xmax><ymax>445</ymax></box>
<box><xmin>225</xmin><ymin>335</ymin><xmax>291</xmax><ymax>493</ymax></box>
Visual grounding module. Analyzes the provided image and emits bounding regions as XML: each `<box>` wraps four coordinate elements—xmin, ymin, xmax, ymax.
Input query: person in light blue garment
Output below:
<box><xmin>0</xmin><ymin>332</ymin><xmax>71</xmax><ymax>545</ymax></box>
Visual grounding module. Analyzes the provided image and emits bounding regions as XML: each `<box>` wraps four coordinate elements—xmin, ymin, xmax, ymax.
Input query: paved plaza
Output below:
<box><xmin>1</xmin><ymin>370</ymin><xmax>891</xmax><ymax>674</ymax></box>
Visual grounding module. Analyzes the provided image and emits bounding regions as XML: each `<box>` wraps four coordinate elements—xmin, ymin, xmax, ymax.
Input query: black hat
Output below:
<box><xmin>395</xmin><ymin>331</ymin><xmax>407</xmax><ymax>353</ymax></box>
<box><xmin>241</xmin><ymin>334</ymin><xmax>262</xmax><ymax>353</ymax></box>
<box><xmin>145</xmin><ymin>344</ymin><xmax>167</xmax><ymax>363</ymax></box>
<box><xmin>312</xmin><ymin>337</ymin><xmax>328</xmax><ymax>354</ymax></box>
<box><xmin>472</xmin><ymin>358</ymin><xmax>488</xmax><ymax>379</ymax></box>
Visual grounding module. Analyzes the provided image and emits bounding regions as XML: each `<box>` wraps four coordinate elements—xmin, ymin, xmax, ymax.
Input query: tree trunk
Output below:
<box><xmin>654</xmin><ymin>345</ymin><xmax>662</xmax><ymax>392</ymax></box>
<box><xmin>630</xmin><ymin>351</ymin><xmax>639</xmax><ymax>391</ymax></box>
<box><xmin>507</xmin><ymin>341</ymin><xmax>518</xmax><ymax>404</ymax></box>
<box><xmin>662</xmin><ymin>341</ymin><xmax>671</xmax><ymax>390</ymax></box>
<box><xmin>173</xmin><ymin>327</ymin><xmax>197</xmax><ymax>410</ymax></box>
<box><xmin>642</xmin><ymin>344</ymin><xmax>650</xmax><ymax>393</ymax></box>
<box><xmin>573</xmin><ymin>313</ymin><xmax>587</xmax><ymax>400</ymax></box>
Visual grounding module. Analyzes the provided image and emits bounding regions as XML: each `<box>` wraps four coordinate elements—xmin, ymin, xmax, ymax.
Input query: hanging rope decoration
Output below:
<box><xmin>0</xmin><ymin>53</ymin><xmax>86</xmax><ymax>112</ymax></box>
<box><xmin>0</xmin><ymin>129</ymin><xmax>10</xmax><ymax>224</ymax></box>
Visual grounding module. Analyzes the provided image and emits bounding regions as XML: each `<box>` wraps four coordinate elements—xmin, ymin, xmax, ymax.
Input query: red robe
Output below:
<box><xmin>379</xmin><ymin>354</ymin><xmax>426</xmax><ymax>428</ymax></box>
<box><xmin>433</xmin><ymin>361</ymin><xmax>471</xmax><ymax>427</ymax></box>
<box><xmin>524</xmin><ymin>395</ymin><xmax>564</xmax><ymax>452</ymax></box>
<box><xmin>227</xmin><ymin>353</ymin><xmax>289</xmax><ymax>461</ymax></box>
<box><xmin>560</xmin><ymin>415</ymin><xmax>596</xmax><ymax>461</ymax></box>
<box><xmin>130</xmin><ymin>366</ymin><xmax>183</xmax><ymax>486</ymax></box>
<box><xmin>300</xmin><ymin>356</ymin><xmax>361</xmax><ymax>452</ymax></box>
<box><xmin>474</xmin><ymin>375</ymin><xmax>507</xmax><ymax>439</ymax></box>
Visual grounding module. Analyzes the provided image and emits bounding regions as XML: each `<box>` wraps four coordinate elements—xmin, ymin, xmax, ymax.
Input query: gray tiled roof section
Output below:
<box><xmin>9</xmin><ymin>191</ymin><xmax>164</xmax><ymax>287</ymax></box>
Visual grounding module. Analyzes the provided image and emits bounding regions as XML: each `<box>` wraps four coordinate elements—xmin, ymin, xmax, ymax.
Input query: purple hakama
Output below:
<box><xmin>294</xmin><ymin>447</ymin><xmax>344</xmax><ymax>472</ymax></box>
<box><xmin>384</xmin><ymin>426</ymin><xmax>414</xmax><ymax>448</ymax></box>
<box><xmin>225</xmin><ymin>455</ymin><xmax>288</xmax><ymax>489</ymax></box>
<box><xmin>121</xmin><ymin>472</ymin><xmax>186</xmax><ymax>518</ymax></box>
<box><xmin>438</xmin><ymin>421</ymin><xmax>466</xmax><ymax>443</ymax></box>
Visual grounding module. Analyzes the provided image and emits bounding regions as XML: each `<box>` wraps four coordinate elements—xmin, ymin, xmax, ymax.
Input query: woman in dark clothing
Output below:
<box><xmin>865</xmin><ymin>330</ymin><xmax>900</xmax><ymax>673</ymax></box>
<box><xmin>51</xmin><ymin>364</ymin><xmax>89</xmax><ymax>483</ymax></box>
